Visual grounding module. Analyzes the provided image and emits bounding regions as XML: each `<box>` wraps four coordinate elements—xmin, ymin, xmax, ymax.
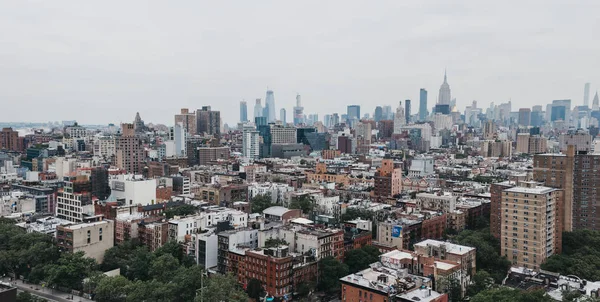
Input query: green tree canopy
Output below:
<box><xmin>94</xmin><ymin>275</ymin><xmax>131</xmax><ymax>302</ymax></box>
<box><xmin>471</xmin><ymin>288</ymin><xmax>553</xmax><ymax>302</ymax></box>
<box><xmin>344</xmin><ymin>245</ymin><xmax>381</xmax><ymax>273</ymax></box>
<box><xmin>264</xmin><ymin>238</ymin><xmax>288</xmax><ymax>248</ymax></box>
<box><xmin>251</xmin><ymin>194</ymin><xmax>273</xmax><ymax>213</ymax></box>
<box><xmin>453</xmin><ymin>228</ymin><xmax>511</xmax><ymax>283</ymax></box>
<box><xmin>163</xmin><ymin>204</ymin><xmax>198</xmax><ymax>219</ymax></box>
<box><xmin>318</xmin><ymin>257</ymin><xmax>349</xmax><ymax>294</ymax></box>
<box><xmin>196</xmin><ymin>273</ymin><xmax>248</xmax><ymax>302</ymax></box>
<box><xmin>246</xmin><ymin>278</ymin><xmax>264</xmax><ymax>300</ymax></box>
<box><xmin>542</xmin><ymin>230</ymin><xmax>600</xmax><ymax>281</ymax></box>
<box><xmin>289</xmin><ymin>195</ymin><xmax>315</xmax><ymax>214</ymax></box>
<box><xmin>44</xmin><ymin>251</ymin><xmax>97</xmax><ymax>290</ymax></box>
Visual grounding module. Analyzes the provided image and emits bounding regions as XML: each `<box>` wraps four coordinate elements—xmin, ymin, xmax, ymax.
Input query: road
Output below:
<box><xmin>1</xmin><ymin>278</ymin><xmax>94</xmax><ymax>302</ymax></box>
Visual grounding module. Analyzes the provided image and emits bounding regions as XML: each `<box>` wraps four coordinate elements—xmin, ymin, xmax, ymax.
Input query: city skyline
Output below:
<box><xmin>1</xmin><ymin>1</ymin><xmax>600</xmax><ymax>125</ymax></box>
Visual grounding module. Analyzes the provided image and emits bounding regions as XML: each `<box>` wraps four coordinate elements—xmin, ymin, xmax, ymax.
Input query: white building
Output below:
<box><xmin>93</xmin><ymin>136</ymin><xmax>116</xmax><ymax>159</ymax></box>
<box><xmin>190</xmin><ymin>230</ymin><xmax>218</xmax><ymax>269</ymax></box>
<box><xmin>248</xmin><ymin>182</ymin><xmax>294</xmax><ymax>205</ymax></box>
<box><xmin>242</xmin><ymin>126</ymin><xmax>260</xmax><ymax>160</ymax></box>
<box><xmin>393</xmin><ymin>101</ymin><xmax>406</xmax><ymax>134</ymax></box>
<box><xmin>169</xmin><ymin>123</ymin><xmax>187</xmax><ymax>157</ymax></box>
<box><xmin>415</xmin><ymin>192</ymin><xmax>457</xmax><ymax>213</ymax></box>
<box><xmin>433</xmin><ymin>113</ymin><xmax>453</xmax><ymax>131</ymax></box>
<box><xmin>108</xmin><ymin>174</ymin><xmax>157</xmax><ymax>206</ymax></box>
<box><xmin>409</xmin><ymin>156</ymin><xmax>435</xmax><ymax>177</ymax></box>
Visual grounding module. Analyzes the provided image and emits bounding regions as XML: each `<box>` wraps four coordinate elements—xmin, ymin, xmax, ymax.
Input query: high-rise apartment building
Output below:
<box><xmin>196</xmin><ymin>106</ymin><xmax>221</xmax><ymax>136</ymax></box>
<box><xmin>500</xmin><ymin>182</ymin><xmax>563</xmax><ymax>270</ymax></box>
<box><xmin>239</xmin><ymin>101</ymin><xmax>248</xmax><ymax>123</ymax></box>
<box><xmin>490</xmin><ymin>181</ymin><xmax>516</xmax><ymax>239</ymax></box>
<box><xmin>242</xmin><ymin>126</ymin><xmax>260</xmax><ymax>160</ymax></box>
<box><xmin>0</xmin><ymin>128</ymin><xmax>19</xmax><ymax>152</ymax></box>
<box><xmin>483</xmin><ymin>120</ymin><xmax>496</xmax><ymax>140</ymax></box>
<box><xmin>594</xmin><ymin>92</ymin><xmax>599</xmax><ymax>111</ymax></box>
<box><xmin>419</xmin><ymin>89</ymin><xmax>428</xmax><ymax>121</ymax></box>
<box><xmin>116</xmin><ymin>123</ymin><xmax>144</xmax><ymax>174</ymax></box>
<box><xmin>374</xmin><ymin>158</ymin><xmax>402</xmax><ymax>200</ymax></box>
<box><xmin>405</xmin><ymin>99</ymin><xmax>411</xmax><ymax>124</ymax></box>
<box><xmin>437</xmin><ymin>70</ymin><xmax>451</xmax><ymax>105</ymax></box>
<box><xmin>558</xmin><ymin>130</ymin><xmax>592</xmax><ymax>153</ymax></box>
<box><xmin>174</xmin><ymin>108</ymin><xmax>197</xmax><ymax>135</ymax></box>
<box><xmin>265</xmin><ymin>90</ymin><xmax>276</xmax><ymax>122</ymax></box>
<box><xmin>169</xmin><ymin>123</ymin><xmax>187</xmax><ymax>157</ymax></box>
<box><xmin>534</xmin><ymin>145</ymin><xmax>600</xmax><ymax>231</ymax></box>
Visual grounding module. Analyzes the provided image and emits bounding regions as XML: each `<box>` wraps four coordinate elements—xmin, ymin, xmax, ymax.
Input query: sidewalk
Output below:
<box><xmin>1</xmin><ymin>277</ymin><xmax>94</xmax><ymax>302</ymax></box>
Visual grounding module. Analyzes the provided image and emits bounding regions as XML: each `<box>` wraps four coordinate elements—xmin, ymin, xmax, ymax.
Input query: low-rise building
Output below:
<box><xmin>56</xmin><ymin>219</ymin><xmax>114</xmax><ymax>263</ymax></box>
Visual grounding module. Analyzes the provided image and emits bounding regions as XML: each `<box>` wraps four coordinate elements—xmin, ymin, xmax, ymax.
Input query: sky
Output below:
<box><xmin>1</xmin><ymin>1</ymin><xmax>599</xmax><ymax>126</ymax></box>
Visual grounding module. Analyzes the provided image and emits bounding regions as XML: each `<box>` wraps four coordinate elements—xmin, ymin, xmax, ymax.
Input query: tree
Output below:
<box><xmin>197</xmin><ymin>273</ymin><xmax>248</xmax><ymax>302</ymax></box>
<box><xmin>437</xmin><ymin>276</ymin><xmax>462</xmax><ymax>302</ymax></box>
<box><xmin>471</xmin><ymin>288</ymin><xmax>553</xmax><ymax>302</ymax></box>
<box><xmin>163</xmin><ymin>204</ymin><xmax>198</xmax><ymax>219</ymax></box>
<box><xmin>246</xmin><ymin>278</ymin><xmax>264</xmax><ymax>301</ymax></box>
<box><xmin>170</xmin><ymin>266</ymin><xmax>205</xmax><ymax>301</ymax></box>
<box><xmin>126</xmin><ymin>280</ymin><xmax>176</xmax><ymax>302</ymax></box>
<box><xmin>149</xmin><ymin>254</ymin><xmax>180</xmax><ymax>282</ymax></box>
<box><xmin>44</xmin><ymin>251</ymin><xmax>97</xmax><ymax>290</ymax></box>
<box><xmin>296</xmin><ymin>281</ymin><xmax>315</xmax><ymax>298</ymax></box>
<box><xmin>264</xmin><ymin>238</ymin><xmax>288</xmax><ymax>248</ymax></box>
<box><xmin>344</xmin><ymin>246</ymin><xmax>381</xmax><ymax>273</ymax></box>
<box><xmin>289</xmin><ymin>195</ymin><xmax>315</xmax><ymax>215</ymax></box>
<box><xmin>453</xmin><ymin>228</ymin><xmax>511</xmax><ymax>283</ymax></box>
<box><xmin>251</xmin><ymin>194</ymin><xmax>273</xmax><ymax>213</ymax></box>
<box><xmin>94</xmin><ymin>276</ymin><xmax>131</xmax><ymax>302</ymax></box>
<box><xmin>16</xmin><ymin>292</ymin><xmax>48</xmax><ymax>302</ymax></box>
<box><xmin>466</xmin><ymin>270</ymin><xmax>495</xmax><ymax>297</ymax></box>
<box><xmin>542</xmin><ymin>230</ymin><xmax>600</xmax><ymax>281</ymax></box>
<box><xmin>318</xmin><ymin>257</ymin><xmax>349</xmax><ymax>294</ymax></box>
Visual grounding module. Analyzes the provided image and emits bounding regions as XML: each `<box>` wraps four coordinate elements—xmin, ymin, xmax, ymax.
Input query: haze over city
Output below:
<box><xmin>1</xmin><ymin>1</ymin><xmax>599</xmax><ymax>125</ymax></box>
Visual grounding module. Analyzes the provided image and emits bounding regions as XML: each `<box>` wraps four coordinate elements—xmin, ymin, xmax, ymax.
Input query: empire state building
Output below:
<box><xmin>438</xmin><ymin>70</ymin><xmax>451</xmax><ymax>105</ymax></box>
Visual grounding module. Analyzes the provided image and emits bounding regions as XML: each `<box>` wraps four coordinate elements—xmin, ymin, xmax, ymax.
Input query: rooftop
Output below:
<box><xmin>62</xmin><ymin>219</ymin><xmax>110</xmax><ymax>230</ymax></box>
<box><xmin>414</xmin><ymin>239</ymin><xmax>475</xmax><ymax>255</ymax></box>
<box><xmin>263</xmin><ymin>206</ymin><xmax>291</xmax><ymax>217</ymax></box>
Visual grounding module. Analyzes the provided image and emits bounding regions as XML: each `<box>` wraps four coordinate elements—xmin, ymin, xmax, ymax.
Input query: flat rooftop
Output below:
<box><xmin>414</xmin><ymin>239</ymin><xmax>475</xmax><ymax>255</ymax></box>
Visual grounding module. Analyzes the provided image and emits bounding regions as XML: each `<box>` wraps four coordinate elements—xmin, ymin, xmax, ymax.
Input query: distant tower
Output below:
<box><xmin>393</xmin><ymin>101</ymin><xmax>405</xmax><ymax>133</ymax></box>
<box><xmin>419</xmin><ymin>89</ymin><xmax>428</xmax><ymax>121</ymax></box>
<box><xmin>293</xmin><ymin>94</ymin><xmax>304</xmax><ymax>125</ymax></box>
<box><xmin>438</xmin><ymin>70</ymin><xmax>451</xmax><ymax>105</ymax></box>
<box><xmin>280</xmin><ymin>108</ymin><xmax>287</xmax><ymax>125</ymax></box>
<box><xmin>584</xmin><ymin>83</ymin><xmax>591</xmax><ymax>107</ymax></box>
<box><xmin>405</xmin><ymin>100</ymin><xmax>411</xmax><ymax>124</ymax></box>
<box><xmin>265</xmin><ymin>90</ymin><xmax>276</xmax><ymax>122</ymax></box>
<box><xmin>593</xmin><ymin>92</ymin><xmax>600</xmax><ymax>111</ymax></box>
<box><xmin>374</xmin><ymin>106</ymin><xmax>383</xmax><ymax>122</ymax></box>
<box><xmin>240</xmin><ymin>101</ymin><xmax>248</xmax><ymax>122</ymax></box>
<box><xmin>254</xmin><ymin>99</ymin><xmax>263</xmax><ymax>118</ymax></box>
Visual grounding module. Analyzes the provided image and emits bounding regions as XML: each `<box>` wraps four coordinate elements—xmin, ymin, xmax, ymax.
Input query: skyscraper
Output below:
<box><xmin>518</xmin><ymin>108</ymin><xmax>531</xmax><ymax>126</ymax></box>
<box><xmin>240</xmin><ymin>101</ymin><xmax>248</xmax><ymax>123</ymax></box>
<box><xmin>254</xmin><ymin>99</ymin><xmax>263</xmax><ymax>118</ymax></box>
<box><xmin>437</xmin><ymin>70</ymin><xmax>451</xmax><ymax>105</ymax></box>
<box><xmin>374</xmin><ymin>106</ymin><xmax>383</xmax><ymax>122</ymax></box>
<box><xmin>594</xmin><ymin>92</ymin><xmax>599</xmax><ymax>111</ymax></box>
<box><xmin>196</xmin><ymin>106</ymin><xmax>221</xmax><ymax>135</ymax></box>
<box><xmin>584</xmin><ymin>83</ymin><xmax>591</xmax><ymax>107</ymax></box>
<box><xmin>265</xmin><ymin>90</ymin><xmax>276</xmax><ymax>122</ymax></box>
<box><xmin>280</xmin><ymin>108</ymin><xmax>287</xmax><ymax>125</ymax></box>
<box><xmin>405</xmin><ymin>100</ymin><xmax>411</xmax><ymax>124</ymax></box>
<box><xmin>347</xmin><ymin>105</ymin><xmax>360</xmax><ymax>125</ymax></box>
<box><xmin>293</xmin><ymin>94</ymin><xmax>304</xmax><ymax>125</ymax></box>
<box><xmin>393</xmin><ymin>101</ymin><xmax>405</xmax><ymax>133</ymax></box>
<box><xmin>419</xmin><ymin>89</ymin><xmax>428</xmax><ymax>121</ymax></box>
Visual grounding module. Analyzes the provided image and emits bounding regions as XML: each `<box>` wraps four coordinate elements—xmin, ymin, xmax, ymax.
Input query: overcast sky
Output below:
<box><xmin>1</xmin><ymin>1</ymin><xmax>599</xmax><ymax>126</ymax></box>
